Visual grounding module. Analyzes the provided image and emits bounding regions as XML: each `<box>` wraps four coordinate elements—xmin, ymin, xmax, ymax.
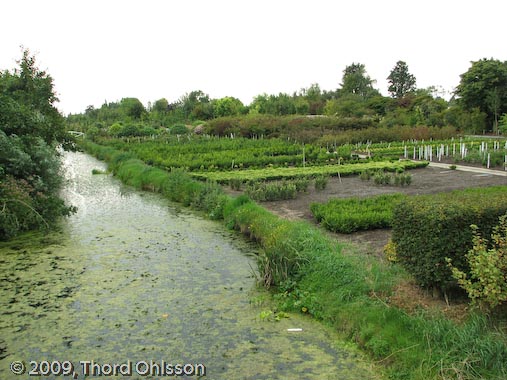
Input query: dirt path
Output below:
<box><xmin>428</xmin><ymin>162</ymin><xmax>507</xmax><ymax>176</ymax></box>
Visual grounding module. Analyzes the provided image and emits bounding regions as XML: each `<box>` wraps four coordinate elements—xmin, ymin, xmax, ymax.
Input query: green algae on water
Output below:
<box><xmin>0</xmin><ymin>152</ymin><xmax>378</xmax><ymax>380</ymax></box>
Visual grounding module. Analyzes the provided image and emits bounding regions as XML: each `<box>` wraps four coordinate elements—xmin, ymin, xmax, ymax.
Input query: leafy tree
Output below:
<box><xmin>85</xmin><ymin>105</ymin><xmax>99</xmax><ymax>119</ymax></box>
<box><xmin>213</xmin><ymin>96</ymin><xmax>244</xmax><ymax>117</ymax></box>
<box><xmin>379</xmin><ymin>107</ymin><xmax>413</xmax><ymax>127</ymax></box>
<box><xmin>108</xmin><ymin>122</ymin><xmax>123</xmax><ymax>137</ymax></box>
<box><xmin>75</xmin><ymin>101</ymin><xmax>124</xmax><ymax>128</ymax></box>
<box><xmin>190</xmin><ymin>102</ymin><xmax>214</xmax><ymax>120</ymax></box>
<box><xmin>387</xmin><ymin>60</ymin><xmax>416</xmax><ymax>98</ymax></box>
<box><xmin>455</xmin><ymin>58</ymin><xmax>507</xmax><ymax>132</ymax></box>
<box><xmin>300</xmin><ymin>83</ymin><xmax>325</xmax><ymax>114</ymax></box>
<box><xmin>411</xmin><ymin>89</ymin><xmax>448</xmax><ymax>126</ymax></box>
<box><xmin>499</xmin><ymin>114</ymin><xmax>507</xmax><ymax>135</ymax></box>
<box><xmin>270</xmin><ymin>93</ymin><xmax>296</xmax><ymax>115</ymax></box>
<box><xmin>0</xmin><ymin>49</ymin><xmax>74</xmax><ymax>239</ymax></box>
<box><xmin>444</xmin><ymin>106</ymin><xmax>487</xmax><ymax>133</ymax></box>
<box><xmin>294</xmin><ymin>97</ymin><xmax>310</xmax><ymax>115</ymax></box>
<box><xmin>86</xmin><ymin>126</ymin><xmax>100</xmax><ymax>141</ymax></box>
<box><xmin>179</xmin><ymin>90</ymin><xmax>210</xmax><ymax>119</ymax></box>
<box><xmin>120</xmin><ymin>97</ymin><xmax>146</xmax><ymax>120</ymax></box>
<box><xmin>153</xmin><ymin>98</ymin><xmax>169</xmax><ymax>113</ymax></box>
<box><xmin>0</xmin><ymin>50</ymin><xmax>65</xmax><ymax>144</ymax></box>
<box><xmin>250</xmin><ymin>94</ymin><xmax>270</xmax><ymax>114</ymax></box>
<box><xmin>340</xmin><ymin>63</ymin><xmax>379</xmax><ymax>98</ymax></box>
<box><xmin>324</xmin><ymin>94</ymin><xmax>371</xmax><ymax>118</ymax></box>
<box><xmin>249</xmin><ymin>93</ymin><xmax>297</xmax><ymax>115</ymax></box>
<box><xmin>366</xmin><ymin>95</ymin><xmax>393</xmax><ymax>116</ymax></box>
<box><xmin>118</xmin><ymin>124</ymin><xmax>142</xmax><ymax>137</ymax></box>
<box><xmin>303</xmin><ymin>83</ymin><xmax>322</xmax><ymax>101</ymax></box>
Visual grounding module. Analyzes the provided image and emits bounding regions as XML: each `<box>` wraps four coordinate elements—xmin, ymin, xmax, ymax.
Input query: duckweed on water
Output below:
<box><xmin>0</xmin><ymin>151</ymin><xmax>377</xmax><ymax>380</ymax></box>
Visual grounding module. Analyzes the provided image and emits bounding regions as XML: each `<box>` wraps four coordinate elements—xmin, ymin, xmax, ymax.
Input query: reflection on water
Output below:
<box><xmin>0</xmin><ymin>151</ymin><xmax>375</xmax><ymax>379</ymax></box>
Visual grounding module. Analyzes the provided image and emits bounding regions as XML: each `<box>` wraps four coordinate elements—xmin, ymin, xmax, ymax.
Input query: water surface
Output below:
<box><xmin>0</xmin><ymin>152</ymin><xmax>376</xmax><ymax>379</ymax></box>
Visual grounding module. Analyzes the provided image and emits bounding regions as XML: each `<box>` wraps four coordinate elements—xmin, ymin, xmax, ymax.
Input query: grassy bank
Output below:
<box><xmin>81</xmin><ymin>141</ymin><xmax>507</xmax><ymax>380</ymax></box>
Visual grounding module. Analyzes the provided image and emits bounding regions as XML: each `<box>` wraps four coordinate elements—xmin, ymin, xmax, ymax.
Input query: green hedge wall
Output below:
<box><xmin>391</xmin><ymin>186</ymin><xmax>507</xmax><ymax>291</ymax></box>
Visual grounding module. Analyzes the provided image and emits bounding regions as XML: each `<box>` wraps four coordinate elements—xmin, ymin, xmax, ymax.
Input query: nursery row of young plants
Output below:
<box><xmin>233</xmin><ymin>175</ymin><xmax>329</xmax><ymax>202</ymax></box>
<box><xmin>79</xmin><ymin>140</ymin><xmax>507</xmax><ymax>380</ymax></box>
<box><xmin>91</xmin><ymin>134</ymin><xmax>507</xmax><ymax>176</ymax></box>
<box><xmin>311</xmin><ymin>193</ymin><xmax>407</xmax><ymax>233</ymax></box>
<box><xmin>93</xmin><ymin>135</ymin><xmax>353</xmax><ymax>171</ymax></box>
<box><xmin>192</xmin><ymin>160</ymin><xmax>426</xmax><ymax>183</ymax></box>
<box><xmin>357</xmin><ymin>136</ymin><xmax>507</xmax><ymax>168</ymax></box>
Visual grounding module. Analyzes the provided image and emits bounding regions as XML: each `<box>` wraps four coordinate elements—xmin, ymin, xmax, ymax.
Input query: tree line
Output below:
<box><xmin>67</xmin><ymin>59</ymin><xmax>507</xmax><ymax>137</ymax></box>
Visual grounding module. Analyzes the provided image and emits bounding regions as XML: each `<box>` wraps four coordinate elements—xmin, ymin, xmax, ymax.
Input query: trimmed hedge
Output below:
<box><xmin>311</xmin><ymin>194</ymin><xmax>406</xmax><ymax>233</ymax></box>
<box><xmin>391</xmin><ymin>186</ymin><xmax>507</xmax><ymax>291</ymax></box>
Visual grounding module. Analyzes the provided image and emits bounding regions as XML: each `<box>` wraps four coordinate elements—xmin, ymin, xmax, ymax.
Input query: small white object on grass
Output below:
<box><xmin>287</xmin><ymin>328</ymin><xmax>303</xmax><ymax>332</ymax></box>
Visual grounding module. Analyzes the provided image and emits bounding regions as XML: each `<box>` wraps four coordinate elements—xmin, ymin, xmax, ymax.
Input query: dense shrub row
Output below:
<box><xmin>311</xmin><ymin>194</ymin><xmax>406</xmax><ymax>233</ymax></box>
<box><xmin>392</xmin><ymin>186</ymin><xmax>507</xmax><ymax>292</ymax></box>
<box><xmin>204</xmin><ymin>114</ymin><xmax>377</xmax><ymax>141</ymax></box>
<box><xmin>315</xmin><ymin>125</ymin><xmax>458</xmax><ymax>146</ymax></box>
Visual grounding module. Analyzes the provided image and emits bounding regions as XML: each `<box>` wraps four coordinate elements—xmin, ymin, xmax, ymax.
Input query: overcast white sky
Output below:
<box><xmin>1</xmin><ymin>0</ymin><xmax>506</xmax><ymax>115</ymax></box>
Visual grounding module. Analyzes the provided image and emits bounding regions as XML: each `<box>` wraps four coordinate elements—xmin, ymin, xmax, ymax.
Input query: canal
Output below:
<box><xmin>0</xmin><ymin>151</ymin><xmax>376</xmax><ymax>379</ymax></box>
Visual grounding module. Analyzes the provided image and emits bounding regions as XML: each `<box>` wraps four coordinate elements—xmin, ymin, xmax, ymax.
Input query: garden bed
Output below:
<box><xmin>253</xmin><ymin>166</ymin><xmax>507</xmax><ymax>255</ymax></box>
